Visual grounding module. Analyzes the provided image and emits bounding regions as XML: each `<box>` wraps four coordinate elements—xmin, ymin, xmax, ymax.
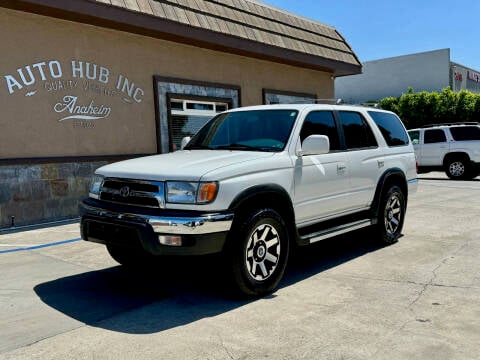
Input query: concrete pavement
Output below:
<box><xmin>0</xmin><ymin>172</ymin><xmax>479</xmax><ymax>359</ymax></box>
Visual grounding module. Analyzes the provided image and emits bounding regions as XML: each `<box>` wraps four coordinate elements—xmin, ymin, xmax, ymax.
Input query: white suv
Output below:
<box><xmin>408</xmin><ymin>123</ymin><xmax>480</xmax><ymax>180</ymax></box>
<box><xmin>80</xmin><ymin>104</ymin><xmax>417</xmax><ymax>296</ymax></box>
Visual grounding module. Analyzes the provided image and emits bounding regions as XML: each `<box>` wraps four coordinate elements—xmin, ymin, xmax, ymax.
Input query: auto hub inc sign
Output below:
<box><xmin>2</xmin><ymin>59</ymin><xmax>145</xmax><ymax>128</ymax></box>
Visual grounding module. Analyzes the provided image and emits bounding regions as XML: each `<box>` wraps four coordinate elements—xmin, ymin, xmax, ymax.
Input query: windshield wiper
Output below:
<box><xmin>216</xmin><ymin>144</ymin><xmax>282</xmax><ymax>152</ymax></box>
<box><xmin>184</xmin><ymin>145</ymin><xmax>213</xmax><ymax>150</ymax></box>
<box><xmin>215</xmin><ymin>143</ymin><xmax>258</xmax><ymax>151</ymax></box>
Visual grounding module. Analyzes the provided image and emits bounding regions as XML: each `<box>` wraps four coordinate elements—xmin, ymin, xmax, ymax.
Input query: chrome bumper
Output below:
<box><xmin>80</xmin><ymin>202</ymin><xmax>234</xmax><ymax>235</ymax></box>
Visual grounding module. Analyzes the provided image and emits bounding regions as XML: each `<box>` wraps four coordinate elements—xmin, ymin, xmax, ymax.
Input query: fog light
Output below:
<box><xmin>158</xmin><ymin>235</ymin><xmax>182</xmax><ymax>246</ymax></box>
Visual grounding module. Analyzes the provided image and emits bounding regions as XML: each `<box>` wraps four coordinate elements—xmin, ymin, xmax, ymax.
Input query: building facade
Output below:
<box><xmin>0</xmin><ymin>0</ymin><xmax>360</xmax><ymax>228</ymax></box>
<box><xmin>335</xmin><ymin>48</ymin><xmax>480</xmax><ymax>104</ymax></box>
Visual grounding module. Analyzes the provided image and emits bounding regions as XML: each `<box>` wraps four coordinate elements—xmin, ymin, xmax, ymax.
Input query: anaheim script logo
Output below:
<box><xmin>54</xmin><ymin>95</ymin><xmax>112</xmax><ymax>122</ymax></box>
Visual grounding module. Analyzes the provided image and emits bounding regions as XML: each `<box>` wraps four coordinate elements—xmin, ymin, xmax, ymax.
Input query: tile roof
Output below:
<box><xmin>90</xmin><ymin>0</ymin><xmax>361</xmax><ymax>74</ymax></box>
<box><xmin>3</xmin><ymin>0</ymin><xmax>361</xmax><ymax>75</ymax></box>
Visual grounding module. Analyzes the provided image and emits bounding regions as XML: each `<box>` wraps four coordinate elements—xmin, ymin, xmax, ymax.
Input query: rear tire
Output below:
<box><xmin>225</xmin><ymin>208</ymin><xmax>289</xmax><ymax>297</ymax></box>
<box><xmin>375</xmin><ymin>185</ymin><xmax>405</xmax><ymax>244</ymax></box>
<box><xmin>444</xmin><ymin>156</ymin><xmax>472</xmax><ymax>180</ymax></box>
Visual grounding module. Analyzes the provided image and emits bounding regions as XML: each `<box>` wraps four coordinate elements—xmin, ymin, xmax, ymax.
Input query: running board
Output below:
<box><xmin>301</xmin><ymin>219</ymin><xmax>374</xmax><ymax>244</ymax></box>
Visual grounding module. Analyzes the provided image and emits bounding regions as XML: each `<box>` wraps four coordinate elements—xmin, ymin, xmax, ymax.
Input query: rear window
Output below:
<box><xmin>368</xmin><ymin>111</ymin><xmax>409</xmax><ymax>146</ymax></box>
<box><xmin>449</xmin><ymin>126</ymin><xmax>480</xmax><ymax>141</ymax></box>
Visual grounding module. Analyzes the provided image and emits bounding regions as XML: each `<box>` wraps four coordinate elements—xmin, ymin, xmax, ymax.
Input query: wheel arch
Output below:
<box><xmin>228</xmin><ymin>184</ymin><xmax>297</xmax><ymax>242</ymax></box>
<box><xmin>371</xmin><ymin>168</ymin><xmax>408</xmax><ymax>220</ymax></box>
<box><xmin>443</xmin><ymin>152</ymin><xmax>471</xmax><ymax>166</ymax></box>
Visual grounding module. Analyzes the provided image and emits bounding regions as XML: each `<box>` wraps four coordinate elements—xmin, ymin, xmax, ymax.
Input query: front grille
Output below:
<box><xmin>99</xmin><ymin>178</ymin><xmax>165</xmax><ymax>208</ymax></box>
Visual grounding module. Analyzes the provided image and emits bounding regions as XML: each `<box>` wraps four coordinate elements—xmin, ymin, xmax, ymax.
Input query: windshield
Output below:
<box><xmin>185</xmin><ymin>109</ymin><xmax>298</xmax><ymax>152</ymax></box>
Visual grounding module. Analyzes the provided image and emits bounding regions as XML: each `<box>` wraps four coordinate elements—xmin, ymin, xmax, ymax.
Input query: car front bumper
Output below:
<box><xmin>80</xmin><ymin>198</ymin><xmax>234</xmax><ymax>256</ymax></box>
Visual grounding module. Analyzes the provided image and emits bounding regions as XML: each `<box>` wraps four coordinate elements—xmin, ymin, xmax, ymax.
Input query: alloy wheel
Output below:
<box><xmin>449</xmin><ymin>161</ymin><xmax>465</xmax><ymax>177</ymax></box>
<box><xmin>384</xmin><ymin>193</ymin><xmax>402</xmax><ymax>235</ymax></box>
<box><xmin>245</xmin><ymin>223</ymin><xmax>281</xmax><ymax>281</ymax></box>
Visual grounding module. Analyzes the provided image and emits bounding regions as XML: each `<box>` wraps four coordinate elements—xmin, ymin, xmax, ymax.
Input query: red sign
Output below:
<box><xmin>468</xmin><ymin>70</ymin><xmax>480</xmax><ymax>83</ymax></box>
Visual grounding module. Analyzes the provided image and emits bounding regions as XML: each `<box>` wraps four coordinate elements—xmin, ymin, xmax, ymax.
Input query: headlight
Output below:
<box><xmin>89</xmin><ymin>174</ymin><xmax>104</xmax><ymax>199</ymax></box>
<box><xmin>166</xmin><ymin>181</ymin><xmax>218</xmax><ymax>204</ymax></box>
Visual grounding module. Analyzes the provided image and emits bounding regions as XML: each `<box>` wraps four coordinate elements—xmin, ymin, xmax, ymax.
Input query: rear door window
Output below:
<box><xmin>424</xmin><ymin>129</ymin><xmax>447</xmax><ymax>143</ymax></box>
<box><xmin>337</xmin><ymin>111</ymin><xmax>377</xmax><ymax>150</ymax></box>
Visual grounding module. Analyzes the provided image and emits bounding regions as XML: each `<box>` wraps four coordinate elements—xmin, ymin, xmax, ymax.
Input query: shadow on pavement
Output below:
<box><xmin>34</xmin><ymin>229</ymin><xmax>384</xmax><ymax>334</ymax></box>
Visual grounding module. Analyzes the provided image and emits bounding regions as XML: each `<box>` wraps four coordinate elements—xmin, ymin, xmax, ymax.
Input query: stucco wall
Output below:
<box><xmin>0</xmin><ymin>7</ymin><xmax>333</xmax><ymax>160</ymax></box>
<box><xmin>335</xmin><ymin>49</ymin><xmax>451</xmax><ymax>104</ymax></box>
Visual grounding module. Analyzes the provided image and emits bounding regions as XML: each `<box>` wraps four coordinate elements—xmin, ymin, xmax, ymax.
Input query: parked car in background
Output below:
<box><xmin>408</xmin><ymin>123</ymin><xmax>480</xmax><ymax>180</ymax></box>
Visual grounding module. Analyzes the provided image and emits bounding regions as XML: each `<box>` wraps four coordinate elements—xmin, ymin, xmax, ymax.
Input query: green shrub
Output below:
<box><xmin>378</xmin><ymin>88</ymin><xmax>480</xmax><ymax>129</ymax></box>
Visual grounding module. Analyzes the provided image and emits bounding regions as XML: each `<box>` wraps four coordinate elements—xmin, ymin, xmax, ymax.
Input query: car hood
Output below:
<box><xmin>96</xmin><ymin>150</ymin><xmax>277</xmax><ymax>181</ymax></box>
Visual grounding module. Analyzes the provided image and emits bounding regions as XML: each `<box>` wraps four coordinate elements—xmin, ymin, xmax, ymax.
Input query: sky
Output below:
<box><xmin>261</xmin><ymin>0</ymin><xmax>480</xmax><ymax>70</ymax></box>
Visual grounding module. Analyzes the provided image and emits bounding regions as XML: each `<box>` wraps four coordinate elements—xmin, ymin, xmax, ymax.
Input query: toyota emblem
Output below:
<box><xmin>119</xmin><ymin>186</ymin><xmax>130</xmax><ymax>198</ymax></box>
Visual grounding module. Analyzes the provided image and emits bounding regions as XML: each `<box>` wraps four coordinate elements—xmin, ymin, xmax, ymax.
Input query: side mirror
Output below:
<box><xmin>180</xmin><ymin>136</ymin><xmax>191</xmax><ymax>150</ymax></box>
<box><xmin>298</xmin><ymin>135</ymin><xmax>330</xmax><ymax>156</ymax></box>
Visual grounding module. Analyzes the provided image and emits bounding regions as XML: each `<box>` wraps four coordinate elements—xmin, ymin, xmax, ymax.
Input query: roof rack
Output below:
<box><xmin>422</xmin><ymin>122</ymin><xmax>479</xmax><ymax>128</ymax></box>
<box><xmin>279</xmin><ymin>99</ymin><xmax>382</xmax><ymax>108</ymax></box>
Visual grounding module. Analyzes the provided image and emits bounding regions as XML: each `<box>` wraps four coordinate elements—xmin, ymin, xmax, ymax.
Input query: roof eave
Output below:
<box><xmin>1</xmin><ymin>0</ymin><xmax>361</xmax><ymax>76</ymax></box>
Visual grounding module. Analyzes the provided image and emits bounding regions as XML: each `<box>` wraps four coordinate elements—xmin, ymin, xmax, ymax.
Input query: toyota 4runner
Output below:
<box><xmin>80</xmin><ymin>104</ymin><xmax>418</xmax><ymax>296</ymax></box>
<box><xmin>408</xmin><ymin>123</ymin><xmax>480</xmax><ymax>180</ymax></box>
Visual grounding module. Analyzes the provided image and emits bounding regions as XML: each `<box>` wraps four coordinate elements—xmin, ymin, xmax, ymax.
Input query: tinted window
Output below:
<box><xmin>424</xmin><ymin>129</ymin><xmax>446</xmax><ymax>143</ymax></box>
<box><xmin>338</xmin><ymin>111</ymin><xmax>377</xmax><ymax>149</ymax></box>
<box><xmin>408</xmin><ymin>131</ymin><xmax>420</xmax><ymax>145</ymax></box>
<box><xmin>368</xmin><ymin>111</ymin><xmax>409</xmax><ymax>146</ymax></box>
<box><xmin>185</xmin><ymin>110</ymin><xmax>298</xmax><ymax>152</ymax></box>
<box><xmin>300</xmin><ymin>111</ymin><xmax>340</xmax><ymax>150</ymax></box>
<box><xmin>449</xmin><ymin>126</ymin><xmax>480</xmax><ymax>140</ymax></box>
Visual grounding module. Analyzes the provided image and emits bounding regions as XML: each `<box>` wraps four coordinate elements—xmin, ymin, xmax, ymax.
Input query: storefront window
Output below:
<box><xmin>263</xmin><ymin>89</ymin><xmax>316</xmax><ymax>105</ymax></box>
<box><xmin>154</xmin><ymin>77</ymin><xmax>240</xmax><ymax>153</ymax></box>
<box><xmin>169</xmin><ymin>98</ymin><xmax>230</xmax><ymax>151</ymax></box>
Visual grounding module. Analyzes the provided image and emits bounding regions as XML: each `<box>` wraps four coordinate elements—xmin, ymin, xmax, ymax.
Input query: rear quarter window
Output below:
<box><xmin>368</xmin><ymin>111</ymin><xmax>410</xmax><ymax>146</ymax></box>
<box><xmin>449</xmin><ymin>126</ymin><xmax>480</xmax><ymax>140</ymax></box>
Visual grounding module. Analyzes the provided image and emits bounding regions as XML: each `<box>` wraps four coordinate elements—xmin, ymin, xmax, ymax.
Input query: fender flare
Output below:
<box><xmin>370</xmin><ymin>168</ymin><xmax>408</xmax><ymax>220</ymax></box>
<box><xmin>228</xmin><ymin>183</ymin><xmax>297</xmax><ymax>240</ymax></box>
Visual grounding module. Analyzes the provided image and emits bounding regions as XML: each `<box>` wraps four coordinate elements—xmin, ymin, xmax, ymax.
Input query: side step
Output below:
<box><xmin>300</xmin><ymin>219</ymin><xmax>373</xmax><ymax>244</ymax></box>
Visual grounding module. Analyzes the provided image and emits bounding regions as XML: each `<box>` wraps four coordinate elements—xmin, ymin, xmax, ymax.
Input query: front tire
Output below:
<box><xmin>375</xmin><ymin>185</ymin><xmax>406</xmax><ymax>244</ymax></box>
<box><xmin>106</xmin><ymin>243</ymin><xmax>152</xmax><ymax>267</ymax></box>
<box><xmin>226</xmin><ymin>208</ymin><xmax>289</xmax><ymax>297</ymax></box>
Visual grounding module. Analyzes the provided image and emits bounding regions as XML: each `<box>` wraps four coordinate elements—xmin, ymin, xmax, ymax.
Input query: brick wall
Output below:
<box><xmin>0</xmin><ymin>161</ymin><xmax>107</xmax><ymax>228</ymax></box>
